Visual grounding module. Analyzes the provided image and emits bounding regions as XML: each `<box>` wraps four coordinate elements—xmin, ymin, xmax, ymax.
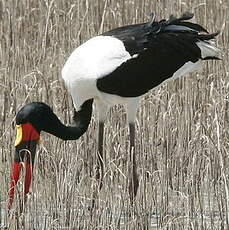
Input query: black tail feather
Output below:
<box><xmin>166</xmin><ymin>12</ymin><xmax>208</xmax><ymax>33</ymax></box>
<box><xmin>172</xmin><ymin>21</ymin><xmax>209</xmax><ymax>33</ymax></box>
<box><xmin>197</xmin><ymin>31</ymin><xmax>220</xmax><ymax>40</ymax></box>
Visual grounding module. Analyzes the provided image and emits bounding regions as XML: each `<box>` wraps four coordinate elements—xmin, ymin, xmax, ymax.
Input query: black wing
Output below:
<box><xmin>97</xmin><ymin>12</ymin><xmax>219</xmax><ymax>97</ymax></box>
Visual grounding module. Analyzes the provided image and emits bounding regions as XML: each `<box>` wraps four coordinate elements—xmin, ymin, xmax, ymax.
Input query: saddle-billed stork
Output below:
<box><xmin>8</xmin><ymin>12</ymin><xmax>220</xmax><ymax>209</ymax></box>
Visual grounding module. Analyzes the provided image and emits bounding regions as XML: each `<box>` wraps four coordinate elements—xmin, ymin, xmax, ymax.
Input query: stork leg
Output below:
<box><xmin>128</xmin><ymin>122</ymin><xmax>139</xmax><ymax>203</ymax></box>
<box><xmin>96</xmin><ymin>122</ymin><xmax>104</xmax><ymax>189</ymax></box>
<box><xmin>91</xmin><ymin>122</ymin><xmax>104</xmax><ymax>210</ymax></box>
<box><xmin>126</xmin><ymin>98</ymin><xmax>140</xmax><ymax>204</ymax></box>
<box><xmin>91</xmin><ymin>101</ymin><xmax>108</xmax><ymax>209</ymax></box>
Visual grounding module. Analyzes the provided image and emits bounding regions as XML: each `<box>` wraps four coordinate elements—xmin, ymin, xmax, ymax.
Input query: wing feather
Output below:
<box><xmin>97</xmin><ymin>13</ymin><xmax>219</xmax><ymax>97</ymax></box>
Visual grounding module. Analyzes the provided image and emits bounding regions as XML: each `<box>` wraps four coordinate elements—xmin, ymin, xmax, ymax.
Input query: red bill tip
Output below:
<box><xmin>24</xmin><ymin>163</ymin><xmax>33</xmax><ymax>196</ymax></box>
<box><xmin>8</xmin><ymin>162</ymin><xmax>22</xmax><ymax>210</ymax></box>
<box><xmin>9</xmin><ymin>122</ymin><xmax>39</xmax><ymax>209</ymax></box>
<box><xmin>8</xmin><ymin>162</ymin><xmax>33</xmax><ymax>210</ymax></box>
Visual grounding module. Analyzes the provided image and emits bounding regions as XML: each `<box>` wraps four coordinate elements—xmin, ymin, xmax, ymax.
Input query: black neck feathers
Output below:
<box><xmin>16</xmin><ymin>99</ymin><xmax>93</xmax><ymax>140</ymax></box>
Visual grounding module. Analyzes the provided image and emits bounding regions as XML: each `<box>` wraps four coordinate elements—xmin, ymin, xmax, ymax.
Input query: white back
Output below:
<box><xmin>62</xmin><ymin>36</ymin><xmax>131</xmax><ymax>109</ymax></box>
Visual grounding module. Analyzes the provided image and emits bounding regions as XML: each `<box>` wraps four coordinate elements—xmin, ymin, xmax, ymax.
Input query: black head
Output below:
<box><xmin>16</xmin><ymin>102</ymin><xmax>58</xmax><ymax>132</ymax></box>
<box><xmin>9</xmin><ymin>100</ymin><xmax>94</xmax><ymax>209</ymax></box>
<box><xmin>9</xmin><ymin>102</ymin><xmax>50</xmax><ymax>209</ymax></box>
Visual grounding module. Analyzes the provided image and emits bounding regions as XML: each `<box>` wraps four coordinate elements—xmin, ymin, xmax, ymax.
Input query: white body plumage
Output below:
<box><xmin>62</xmin><ymin>35</ymin><xmax>219</xmax><ymax>122</ymax></box>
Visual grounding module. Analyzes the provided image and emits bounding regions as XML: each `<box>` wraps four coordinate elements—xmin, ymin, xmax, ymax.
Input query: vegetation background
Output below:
<box><xmin>0</xmin><ymin>0</ymin><xmax>228</xmax><ymax>229</ymax></box>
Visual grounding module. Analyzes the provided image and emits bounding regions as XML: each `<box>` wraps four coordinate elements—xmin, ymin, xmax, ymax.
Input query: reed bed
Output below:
<box><xmin>0</xmin><ymin>0</ymin><xmax>228</xmax><ymax>229</ymax></box>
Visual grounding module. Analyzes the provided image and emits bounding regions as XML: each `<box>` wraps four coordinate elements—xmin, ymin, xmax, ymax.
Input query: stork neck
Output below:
<box><xmin>43</xmin><ymin>99</ymin><xmax>93</xmax><ymax>140</ymax></box>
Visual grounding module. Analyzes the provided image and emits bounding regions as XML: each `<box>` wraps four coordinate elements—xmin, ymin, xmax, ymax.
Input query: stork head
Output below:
<box><xmin>8</xmin><ymin>102</ymin><xmax>51</xmax><ymax>209</ymax></box>
<box><xmin>8</xmin><ymin>101</ymin><xmax>93</xmax><ymax>209</ymax></box>
<box><xmin>12</xmin><ymin>102</ymin><xmax>56</xmax><ymax>169</ymax></box>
